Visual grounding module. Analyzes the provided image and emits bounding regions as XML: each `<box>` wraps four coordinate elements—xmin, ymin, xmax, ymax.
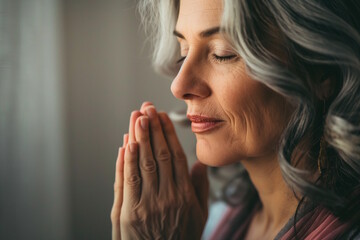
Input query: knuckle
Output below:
<box><xmin>158</xmin><ymin>195</ymin><xmax>181</xmax><ymax>212</ymax></box>
<box><xmin>125</xmin><ymin>174</ymin><xmax>141</xmax><ymax>186</ymax></box>
<box><xmin>110</xmin><ymin>209</ymin><xmax>119</xmax><ymax>223</ymax></box>
<box><xmin>128</xmin><ymin>215</ymin><xmax>139</xmax><ymax>225</ymax></box>
<box><xmin>156</xmin><ymin>149</ymin><xmax>171</xmax><ymax>162</ymax></box>
<box><xmin>120</xmin><ymin>215</ymin><xmax>132</xmax><ymax>227</ymax></box>
<box><xmin>121</xmin><ymin>210</ymin><xmax>140</xmax><ymax>226</ymax></box>
<box><xmin>113</xmin><ymin>183</ymin><xmax>123</xmax><ymax>193</ymax></box>
<box><xmin>141</xmin><ymin>159</ymin><xmax>157</xmax><ymax>172</ymax></box>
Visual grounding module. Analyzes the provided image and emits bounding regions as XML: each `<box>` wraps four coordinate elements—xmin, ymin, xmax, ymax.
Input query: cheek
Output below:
<box><xmin>223</xmin><ymin>77</ymin><xmax>270</xmax><ymax>150</ymax></box>
<box><xmin>217</xmin><ymin>77</ymin><xmax>288</xmax><ymax>160</ymax></box>
<box><xmin>194</xmin><ymin>71</ymin><xmax>256</xmax><ymax>165</ymax></box>
<box><xmin>195</xmin><ymin>62</ymin><xmax>291</xmax><ymax>166</ymax></box>
<box><xmin>235</xmin><ymin>88</ymin><xmax>288</xmax><ymax>155</ymax></box>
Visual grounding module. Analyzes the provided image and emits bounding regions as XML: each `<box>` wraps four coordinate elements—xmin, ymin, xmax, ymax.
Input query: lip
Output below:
<box><xmin>187</xmin><ymin>114</ymin><xmax>224</xmax><ymax>133</ymax></box>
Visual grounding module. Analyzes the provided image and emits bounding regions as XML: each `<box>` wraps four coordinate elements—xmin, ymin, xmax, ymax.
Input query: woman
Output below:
<box><xmin>111</xmin><ymin>0</ymin><xmax>360</xmax><ymax>239</ymax></box>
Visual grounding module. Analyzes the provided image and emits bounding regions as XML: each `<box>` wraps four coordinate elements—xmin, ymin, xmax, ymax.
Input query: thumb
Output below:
<box><xmin>190</xmin><ymin>160</ymin><xmax>209</xmax><ymax>218</ymax></box>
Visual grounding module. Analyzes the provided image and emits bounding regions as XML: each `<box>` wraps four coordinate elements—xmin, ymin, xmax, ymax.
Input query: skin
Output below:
<box><xmin>111</xmin><ymin>0</ymin><xmax>305</xmax><ymax>239</ymax></box>
<box><xmin>111</xmin><ymin>102</ymin><xmax>208</xmax><ymax>240</ymax></box>
<box><xmin>172</xmin><ymin>0</ymin><xmax>299</xmax><ymax>239</ymax></box>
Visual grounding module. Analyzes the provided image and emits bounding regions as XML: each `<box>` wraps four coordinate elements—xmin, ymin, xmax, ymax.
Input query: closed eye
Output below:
<box><xmin>176</xmin><ymin>54</ymin><xmax>237</xmax><ymax>64</ymax></box>
<box><xmin>212</xmin><ymin>54</ymin><xmax>238</xmax><ymax>62</ymax></box>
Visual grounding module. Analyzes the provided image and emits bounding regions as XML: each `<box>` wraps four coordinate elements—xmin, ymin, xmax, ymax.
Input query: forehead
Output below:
<box><xmin>176</xmin><ymin>0</ymin><xmax>223</xmax><ymax>34</ymax></box>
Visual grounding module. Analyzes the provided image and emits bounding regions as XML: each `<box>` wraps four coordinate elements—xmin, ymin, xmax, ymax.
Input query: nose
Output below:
<box><xmin>170</xmin><ymin>55</ymin><xmax>211</xmax><ymax>100</ymax></box>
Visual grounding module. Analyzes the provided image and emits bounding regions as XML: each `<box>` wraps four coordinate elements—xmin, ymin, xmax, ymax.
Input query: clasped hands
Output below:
<box><xmin>111</xmin><ymin>102</ymin><xmax>209</xmax><ymax>240</ymax></box>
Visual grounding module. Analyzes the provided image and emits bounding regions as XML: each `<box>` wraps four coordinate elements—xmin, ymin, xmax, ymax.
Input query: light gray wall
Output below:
<box><xmin>62</xmin><ymin>0</ymin><xmax>196</xmax><ymax>239</ymax></box>
<box><xmin>0</xmin><ymin>0</ymin><xmax>70</xmax><ymax>239</ymax></box>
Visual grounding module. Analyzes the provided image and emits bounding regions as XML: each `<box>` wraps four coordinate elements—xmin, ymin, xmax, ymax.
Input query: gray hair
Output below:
<box><xmin>138</xmin><ymin>0</ymin><xmax>360</xmax><ymax>221</ymax></box>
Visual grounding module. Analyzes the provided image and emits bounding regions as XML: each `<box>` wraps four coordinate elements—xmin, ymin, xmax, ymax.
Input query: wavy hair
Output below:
<box><xmin>137</xmin><ymin>0</ymin><xmax>360</xmax><ymax>231</ymax></box>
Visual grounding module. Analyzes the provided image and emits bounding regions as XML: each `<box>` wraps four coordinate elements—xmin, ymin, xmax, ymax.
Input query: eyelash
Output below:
<box><xmin>176</xmin><ymin>54</ymin><xmax>237</xmax><ymax>64</ymax></box>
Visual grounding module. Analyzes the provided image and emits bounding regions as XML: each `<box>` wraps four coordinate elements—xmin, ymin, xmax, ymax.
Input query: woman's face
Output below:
<box><xmin>171</xmin><ymin>0</ymin><xmax>292</xmax><ymax>166</ymax></box>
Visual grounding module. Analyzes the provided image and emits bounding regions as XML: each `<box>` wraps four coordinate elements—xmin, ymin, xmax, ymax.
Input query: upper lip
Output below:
<box><xmin>186</xmin><ymin>114</ymin><xmax>224</xmax><ymax>123</ymax></box>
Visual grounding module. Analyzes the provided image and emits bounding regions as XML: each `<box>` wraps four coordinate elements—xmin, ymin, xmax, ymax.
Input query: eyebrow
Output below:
<box><xmin>173</xmin><ymin>26</ymin><xmax>221</xmax><ymax>39</ymax></box>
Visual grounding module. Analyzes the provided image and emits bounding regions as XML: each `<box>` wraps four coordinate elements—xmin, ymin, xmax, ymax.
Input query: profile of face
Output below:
<box><xmin>171</xmin><ymin>0</ymin><xmax>293</xmax><ymax>167</ymax></box>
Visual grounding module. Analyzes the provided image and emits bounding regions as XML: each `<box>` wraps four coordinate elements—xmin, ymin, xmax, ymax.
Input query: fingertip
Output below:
<box><xmin>145</xmin><ymin>106</ymin><xmax>157</xmax><ymax>119</ymax></box>
<box><xmin>140</xmin><ymin>115</ymin><xmax>149</xmax><ymax>131</ymax></box>
<box><xmin>119</xmin><ymin>147</ymin><xmax>125</xmax><ymax>160</ymax></box>
<box><xmin>141</xmin><ymin>101</ymin><xmax>153</xmax><ymax>108</ymax></box>
<box><xmin>135</xmin><ymin>116</ymin><xmax>149</xmax><ymax>138</ymax></box>
<box><xmin>116</xmin><ymin>147</ymin><xmax>123</xmax><ymax>165</ymax></box>
<box><xmin>129</xmin><ymin>111</ymin><xmax>143</xmax><ymax>142</ymax></box>
<box><xmin>140</xmin><ymin>102</ymin><xmax>154</xmax><ymax>115</ymax></box>
<box><xmin>130</xmin><ymin>111</ymin><xmax>143</xmax><ymax>123</ymax></box>
<box><xmin>118</xmin><ymin>146</ymin><xmax>123</xmax><ymax>155</ymax></box>
<box><xmin>131</xmin><ymin>110</ymin><xmax>140</xmax><ymax>116</ymax></box>
<box><xmin>116</xmin><ymin>147</ymin><xmax>125</xmax><ymax>166</ymax></box>
<box><xmin>123</xmin><ymin>134</ymin><xmax>129</xmax><ymax>147</ymax></box>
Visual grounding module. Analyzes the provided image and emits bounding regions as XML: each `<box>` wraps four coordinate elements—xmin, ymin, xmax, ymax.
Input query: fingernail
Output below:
<box><xmin>141</xmin><ymin>117</ymin><xmax>148</xmax><ymax>130</ymax></box>
<box><xmin>123</xmin><ymin>134</ymin><xmax>127</xmax><ymax>143</ymax></box>
<box><xmin>146</xmin><ymin>107</ymin><xmax>156</xmax><ymax>119</ymax></box>
<box><xmin>129</xmin><ymin>142</ymin><xmax>137</xmax><ymax>153</ymax></box>
<box><xmin>131</xmin><ymin>110</ymin><xmax>138</xmax><ymax>117</ymax></box>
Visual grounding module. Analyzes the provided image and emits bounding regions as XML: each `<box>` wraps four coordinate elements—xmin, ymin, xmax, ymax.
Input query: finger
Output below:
<box><xmin>144</xmin><ymin>106</ymin><xmax>175</xmax><ymax>193</ymax></box>
<box><xmin>129</xmin><ymin>111</ymin><xmax>143</xmax><ymax>143</ymax></box>
<box><xmin>158</xmin><ymin>112</ymin><xmax>190</xmax><ymax>186</ymax></box>
<box><xmin>123</xmin><ymin>133</ymin><xmax>129</xmax><ymax>148</ymax></box>
<box><xmin>114</xmin><ymin>147</ymin><xmax>125</xmax><ymax>200</ymax></box>
<box><xmin>140</xmin><ymin>101</ymin><xmax>153</xmax><ymax>114</ymax></box>
<box><xmin>190</xmin><ymin>161</ymin><xmax>209</xmax><ymax>218</ymax></box>
<box><xmin>111</xmin><ymin>147</ymin><xmax>125</xmax><ymax>240</ymax></box>
<box><xmin>135</xmin><ymin>116</ymin><xmax>158</xmax><ymax>198</ymax></box>
<box><xmin>123</xmin><ymin>142</ymin><xmax>141</xmax><ymax>207</ymax></box>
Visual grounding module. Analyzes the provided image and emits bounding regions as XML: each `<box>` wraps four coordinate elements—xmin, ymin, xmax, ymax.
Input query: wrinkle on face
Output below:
<box><xmin>173</xmin><ymin>0</ymin><xmax>293</xmax><ymax>167</ymax></box>
<box><xmin>230</xmin><ymin>108</ymin><xmax>249</xmax><ymax>156</ymax></box>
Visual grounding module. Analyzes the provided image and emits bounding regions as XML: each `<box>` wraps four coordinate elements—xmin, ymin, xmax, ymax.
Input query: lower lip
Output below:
<box><xmin>191</xmin><ymin>121</ymin><xmax>224</xmax><ymax>133</ymax></box>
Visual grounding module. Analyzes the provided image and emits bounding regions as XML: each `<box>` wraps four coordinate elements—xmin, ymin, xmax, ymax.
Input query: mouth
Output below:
<box><xmin>187</xmin><ymin>114</ymin><xmax>224</xmax><ymax>133</ymax></box>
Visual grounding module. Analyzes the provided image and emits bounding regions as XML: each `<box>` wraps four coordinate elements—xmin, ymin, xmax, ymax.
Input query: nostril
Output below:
<box><xmin>183</xmin><ymin>93</ymin><xmax>193</xmax><ymax>100</ymax></box>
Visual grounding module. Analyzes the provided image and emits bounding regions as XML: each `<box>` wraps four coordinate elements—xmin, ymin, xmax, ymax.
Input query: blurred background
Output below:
<box><xmin>0</xmin><ymin>0</ymin><xmax>234</xmax><ymax>239</ymax></box>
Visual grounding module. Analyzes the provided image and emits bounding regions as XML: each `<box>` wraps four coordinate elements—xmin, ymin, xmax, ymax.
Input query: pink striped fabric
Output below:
<box><xmin>280</xmin><ymin>206</ymin><xmax>351</xmax><ymax>240</ymax></box>
<box><xmin>209</xmin><ymin>203</ymin><xmax>352</xmax><ymax>240</ymax></box>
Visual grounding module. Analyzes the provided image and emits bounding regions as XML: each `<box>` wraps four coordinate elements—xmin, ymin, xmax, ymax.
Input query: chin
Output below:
<box><xmin>195</xmin><ymin>139</ymin><xmax>239</xmax><ymax>167</ymax></box>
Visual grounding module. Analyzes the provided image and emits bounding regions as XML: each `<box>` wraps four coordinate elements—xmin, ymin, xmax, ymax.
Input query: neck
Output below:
<box><xmin>242</xmin><ymin>153</ymin><xmax>300</xmax><ymax>231</ymax></box>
